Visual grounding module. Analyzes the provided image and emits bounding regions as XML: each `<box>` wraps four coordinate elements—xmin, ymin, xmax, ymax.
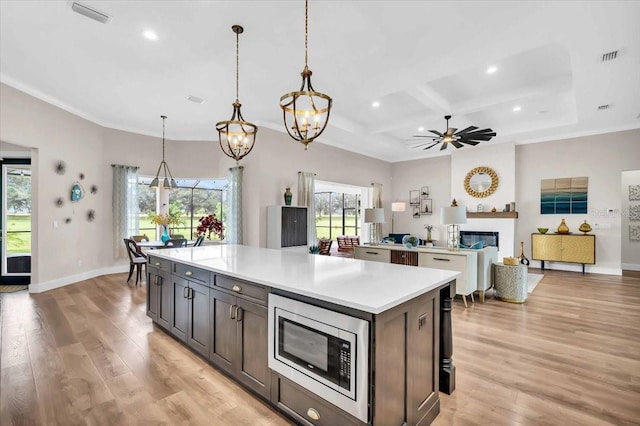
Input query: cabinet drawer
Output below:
<box><xmin>148</xmin><ymin>256</ymin><xmax>171</xmax><ymax>272</ymax></box>
<box><xmin>354</xmin><ymin>247</ymin><xmax>390</xmax><ymax>263</ymax></box>
<box><xmin>419</xmin><ymin>252</ymin><xmax>466</xmax><ymax>272</ymax></box>
<box><xmin>271</xmin><ymin>374</ymin><xmax>363</xmax><ymax>426</ymax></box>
<box><xmin>174</xmin><ymin>263</ymin><xmax>210</xmax><ymax>285</ymax></box>
<box><xmin>214</xmin><ymin>274</ymin><xmax>268</xmax><ymax>305</ymax></box>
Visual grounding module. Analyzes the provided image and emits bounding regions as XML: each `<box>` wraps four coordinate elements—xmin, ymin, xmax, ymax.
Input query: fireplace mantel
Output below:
<box><xmin>467</xmin><ymin>212</ymin><xmax>518</xmax><ymax>219</ymax></box>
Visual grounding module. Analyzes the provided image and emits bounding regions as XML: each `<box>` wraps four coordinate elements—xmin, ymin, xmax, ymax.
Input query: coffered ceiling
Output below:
<box><xmin>1</xmin><ymin>1</ymin><xmax>638</xmax><ymax>162</ymax></box>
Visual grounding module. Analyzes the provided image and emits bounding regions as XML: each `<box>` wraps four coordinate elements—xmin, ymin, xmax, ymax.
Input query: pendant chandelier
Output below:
<box><xmin>150</xmin><ymin>115</ymin><xmax>178</xmax><ymax>189</ymax></box>
<box><xmin>280</xmin><ymin>0</ymin><xmax>332</xmax><ymax>149</ymax></box>
<box><xmin>216</xmin><ymin>25</ymin><xmax>257</xmax><ymax>163</ymax></box>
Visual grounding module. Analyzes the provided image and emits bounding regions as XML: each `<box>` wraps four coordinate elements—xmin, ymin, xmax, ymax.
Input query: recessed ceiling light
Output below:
<box><xmin>486</xmin><ymin>65</ymin><xmax>498</xmax><ymax>74</ymax></box>
<box><xmin>417</xmin><ymin>126</ymin><xmax>425</xmax><ymax>132</ymax></box>
<box><xmin>143</xmin><ymin>30</ymin><xmax>158</xmax><ymax>41</ymax></box>
<box><xmin>372</xmin><ymin>101</ymin><xmax>380</xmax><ymax>108</ymax></box>
<box><xmin>513</xmin><ymin>106</ymin><xmax>521</xmax><ymax>112</ymax></box>
<box><xmin>187</xmin><ymin>95</ymin><xmax>206</xmax><ymax>104</ymax></box>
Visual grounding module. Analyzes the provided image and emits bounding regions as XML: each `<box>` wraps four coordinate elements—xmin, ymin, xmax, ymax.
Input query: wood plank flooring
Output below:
<box><xmin>1</xmin><ymin>269</ymin><xmax>639</xmax><ymax>425</ymax></box>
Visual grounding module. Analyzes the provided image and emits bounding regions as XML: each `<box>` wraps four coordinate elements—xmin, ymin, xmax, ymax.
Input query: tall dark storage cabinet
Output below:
<box><xmin>267</xmin><ymin>206</ymin><xmax>308</xmax><ymax>249</ymax></box>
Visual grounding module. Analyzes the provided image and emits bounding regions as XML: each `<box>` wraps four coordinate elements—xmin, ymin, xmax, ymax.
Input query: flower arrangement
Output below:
<box><xmin>196</xmin><ymin>214</ymin><xmax>224</xmax><ymax>240</ymax></box>
<box><xmin>150</xmin><ymin>212</ymin><xmax>182</xmax><ymax>227</ymax></box>
<box><xmin>424</xmin><ymin>224</ymin><xmax>434</xmax><ymax>242</ymax></box>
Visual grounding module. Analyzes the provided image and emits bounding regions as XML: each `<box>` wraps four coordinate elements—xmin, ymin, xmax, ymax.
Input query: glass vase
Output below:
<box><xmin>161</xmin><ymin>226</ymin><xmax>170</xmax><ymax>243</ymax></box>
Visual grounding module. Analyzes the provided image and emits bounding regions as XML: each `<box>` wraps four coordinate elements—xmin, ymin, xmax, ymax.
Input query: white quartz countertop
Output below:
<box><xmin>148</xmin><ymin>245</ymin><xmax>459</xmax><ymax>314</ymax></box>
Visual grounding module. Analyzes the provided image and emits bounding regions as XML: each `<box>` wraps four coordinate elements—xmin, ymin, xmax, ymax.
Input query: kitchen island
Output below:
<box><xmin>146</xmin><ymin>244</ymin><xmax>459</xmax><ymax>425</ymax></box>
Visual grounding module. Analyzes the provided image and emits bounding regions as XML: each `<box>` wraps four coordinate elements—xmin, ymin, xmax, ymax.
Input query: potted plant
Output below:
<box><xmin>196</xmin><ymin>214</ymin><xmax>225</xmax><ymax>240</ymax></box>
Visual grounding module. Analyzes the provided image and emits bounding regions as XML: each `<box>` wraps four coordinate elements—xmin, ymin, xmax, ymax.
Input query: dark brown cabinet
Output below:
<box><xmin>170</xmin><ymin>276</ymin><xmax>210</xmax><ymax>357</ymax></box>
<box><xmin>267</xmin><ymin>206</ymin><xmax>308</xmax><ymax>248</ymax></box>
<box><xmin>391</xmin><ymin>249</ymin><xmax>418</xmax><ymax>266</ymax></box>
<box><xmin>209</xmin><ymin>276</ymin><xmax>270</xmax><ymax>399</ymax></box>
<box><xmin>147</xmin><ymin>256</ymin><xmax>172</xmax><ymax>330</ymax></box>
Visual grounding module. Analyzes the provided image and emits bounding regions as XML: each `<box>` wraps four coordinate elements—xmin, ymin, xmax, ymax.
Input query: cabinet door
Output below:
<box><xmin>236</xmin><ymin>298</ymin><xmax>270</xmax><ymax>398</ymax></box>
<box><xmin>171</xmin><ymin>277</ymin><xmax>189</xmax><ymax>342</ymax></box>
<box><xmin>157</xmin><ymin>269</ymin><xmax>171</xmax><ymax>330</ymax></box>
<box><xmin>391</xmin><ymin>250</ymin><xmax>418</xmax><ymax>266</ymax></box>
<box><xmin>209</xmin><ymin>288</ymin><xmax>237</xmax><ymax>374</ymax></box>
<box><xmin>282</xmin><ymin>207</ymin><xmax>307</xmax><ymax>248</ymax></box>
<box><xmin>146</xmin><ymin>267</ymin><xmax>160</xmax><ymax>322</ymax></box>
<box><xmin>531</xmin><ymin>234</ymin><xmax>562</xmax><ymax>261</ymax></box>
<box><xmin>561</xmin><ymin>235</ymin><xmax>595</xmax><ymax>264</ymax></box>
<box><xmin>188</xmin><ymin>281</ymin><xmax>210</xmax><ymax>357</ymax></box>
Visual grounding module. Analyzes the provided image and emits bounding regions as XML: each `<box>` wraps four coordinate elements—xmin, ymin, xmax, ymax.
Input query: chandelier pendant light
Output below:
<box><xmin>150</xmin><ymin>115</ymin><xmax>178</xmax><ymax>189</ymax></box>
<box><xmin>280</xmin><ymin>0</ymin><xmax>332</xmax><ymax>150</ymax></box>
<box><xmin>216</xmin><ymin>25</ymin><xmax>257</xmax><ymax>163</ymax></box>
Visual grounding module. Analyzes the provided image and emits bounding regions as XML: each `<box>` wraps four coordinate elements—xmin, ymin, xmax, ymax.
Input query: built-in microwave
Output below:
<box><xmin>268</xmin><ymin>293</ymin><xmax>369</xmax><ymax>423</ymax></box>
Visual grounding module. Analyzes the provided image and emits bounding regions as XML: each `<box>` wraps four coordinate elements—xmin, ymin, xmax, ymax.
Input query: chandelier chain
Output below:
<box><xmin>304</xmin><ymin>0</ymin><xmax>308</xmax><ymax>69</ymax></box>
<box><xmin>235</xmin><ymin>28</ymin><xmax>240</xmax><ymax>101</ymax></box>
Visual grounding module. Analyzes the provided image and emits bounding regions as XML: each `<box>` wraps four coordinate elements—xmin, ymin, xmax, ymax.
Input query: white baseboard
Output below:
<box><xmin>29</xmin><ymin>265</ymin><xmax>130</xmax><ymax>293</ymax></box>
<box><xmin>622</xmin><ymin>263</ymin><xmax>640</xmax><ymax>271</ymax></box>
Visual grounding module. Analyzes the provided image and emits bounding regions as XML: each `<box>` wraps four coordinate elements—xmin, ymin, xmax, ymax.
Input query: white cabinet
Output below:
<box><xmin>418</xmin><ymin>250</ymin><xmax>477</xmax><ymax>307</ymax></box>
<box><xmin>267</xmin><ymin>206</ymin><xmax>307</xmax><ymax>249</ymax></box>
<box><xmin>353</xmin><ymin>246</ymin><xmax>391</xmax><ymax>263</ymax></box>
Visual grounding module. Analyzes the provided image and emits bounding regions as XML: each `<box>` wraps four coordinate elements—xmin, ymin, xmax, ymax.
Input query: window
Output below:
<box><xmin>138</xmin><ymin>177</ymin><xmax>227</xmax><ymax>240</ymax></box>
<box><xmin>314</xmin><ymin>191</ymin><xmax>360</xmax><ymax>240</ymax></box>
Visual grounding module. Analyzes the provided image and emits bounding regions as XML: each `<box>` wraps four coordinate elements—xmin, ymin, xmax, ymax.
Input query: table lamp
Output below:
<box><xmin>364</xmin><ymin>208</ymin><xmax>385</xmax><ymax>245</ymax></box>
<box><xmin>440</xmin><ymin>201</ymin><xmax>467</xmax><ymax>251</ymax></box>
<box><xmin>391</xmin><ymin>202</ymin><xmax>406</xmax><ymax>233</ymax></box>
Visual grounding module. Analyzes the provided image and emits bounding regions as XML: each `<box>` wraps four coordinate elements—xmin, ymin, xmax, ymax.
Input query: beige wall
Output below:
<box><xmin>2</xmin><ymin>82</ymin><xmax>638</xmax><ymax>290</ymax></box>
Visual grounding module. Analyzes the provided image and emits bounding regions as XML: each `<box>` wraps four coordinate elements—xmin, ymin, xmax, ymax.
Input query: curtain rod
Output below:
<box><xmin>111</xmin><ymin>164</ymin><xmax>139</xmax><ymax>169</ymax></box>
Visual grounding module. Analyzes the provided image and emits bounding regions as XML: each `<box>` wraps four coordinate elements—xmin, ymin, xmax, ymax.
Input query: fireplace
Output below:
<box><xmin>460</xmin><ymin>231</ymin><xmax>499</xmax><ymax>249</ymax></box>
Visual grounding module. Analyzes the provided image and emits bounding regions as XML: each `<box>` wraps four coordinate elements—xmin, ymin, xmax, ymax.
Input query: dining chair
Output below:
<box><xmin>318</xmin><ymin>239</ymin><xmax>333</xmax><ymax>256</ymax></box>
<box><xmin>124</xmin><ymin>238</ymin><xmax>147</xmax><ymax>286</ymax></box>
<box><xmin>193</xmin><ymin>235</ymin><xmax>205</xmax><ymax>247</ymax></box>
<box><xmin>169</xmin><ymin>234</ymin><xmax>185</xmax><ymax>239</ymax></box>
<box><xmin>131</xmin><ymin>234</ymin><xmax>149</xmax><ymax>243</ymax></box>
<box><xmin>164</xmin><ymin>238</ymin><xmax>187</xmax><ymax>248</ymax></box>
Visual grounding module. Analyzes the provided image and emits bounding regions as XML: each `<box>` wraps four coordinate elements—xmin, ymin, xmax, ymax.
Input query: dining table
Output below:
<box><xmin>137</xmin><ymin>240</ymin><xmax>195</xmax><ymax>249</ymax></box>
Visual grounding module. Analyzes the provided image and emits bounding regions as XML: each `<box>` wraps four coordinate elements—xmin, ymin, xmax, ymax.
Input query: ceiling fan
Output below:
<box><xmin>410</xmin><ymin>115</ymin><xmax>496</xmax><ymax>151</ymax></box>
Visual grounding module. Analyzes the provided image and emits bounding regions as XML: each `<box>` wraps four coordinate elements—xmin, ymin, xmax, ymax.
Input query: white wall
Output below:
<box><xmin>621</xmin><ymin>169</ymin><xmax>640</xmax><ymax>271</ymax></box>
<box><xmin>516</xmin><ymin>130</ymin><xmax>640</xmax><ymax>275</ymax></box>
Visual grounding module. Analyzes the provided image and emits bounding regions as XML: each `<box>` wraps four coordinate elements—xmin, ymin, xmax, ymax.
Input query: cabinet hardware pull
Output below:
<box><xmin>433</xmin><ymin>257</ymin><xmax>451</xmax><ymax>262</ymax></box>
<box><xmin>183</xmin><ymin>287</ymin><xmax>189</xmax><ymax>298</ymax></box>
<box><xmin>232</xmin><ymin>285</ymin><xmax>242</xmax><ymax>293</ymax></box>
<box><xmin>365</xmin><ymin>251</ymin><xmax>378</xmax><ymax>255</ymax></box>
<box><xmin>236</xmin><ymin>307</ymin><xmax>243</xmax><ymax>322</ymax></box>
<box><xmin>185</xmin><ymin>271</ymin><xmax>193</xmax><ymax>276</ymax></box>
<box><xmin>189</xmin><ymin>288</ymin><xmax>194</xmax><ymax>300</ymax></box>
<box><xmin>306</xmin><ymin>408</ymin><xmax>320</xmax><ymax>421</ymax></box>
<box><xmin>230</xmin><ymin>305</ymin><xmax>236</xmax><ymax>319</ymax></box>
<box><xmin>154</xmin><ymin>262</ymin><xmax>160</xmax><ymax>266</ymax></box>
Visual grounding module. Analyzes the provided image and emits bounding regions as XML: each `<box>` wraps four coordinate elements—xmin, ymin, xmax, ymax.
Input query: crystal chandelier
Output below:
<box><xmin>150</xmin><ymin>115</ymin><xmax>178</xmax><ymax>189</ymax></box>
<box><xmin>216</xmin><ymin>25</ymin><xmax>257</xmax><ymax>163</ymax></box>
<box><xmin>280</xmin><ymin>0</ymin><xmax>332</xmax><ymax>149</ymax></box>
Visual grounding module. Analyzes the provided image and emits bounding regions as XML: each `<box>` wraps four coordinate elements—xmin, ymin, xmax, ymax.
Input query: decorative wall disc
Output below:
<box><xmin>90</xmin><ymin>185</ymin><xmax>98</xmax><ymax>194</ymax></box>
<box><xmin>55</xmin><ymin>197</ymin><xmax>64</xmax><ymax>207</ymax></box>
<box><xmin>55</xmin><ymin>160</ymin><xmax>66</xmax><ymax>175</ymax></box>
<box><xmin>87</xmin><ymin>209</ymin><xmax>96</xmax><ymax>222</ymax></box>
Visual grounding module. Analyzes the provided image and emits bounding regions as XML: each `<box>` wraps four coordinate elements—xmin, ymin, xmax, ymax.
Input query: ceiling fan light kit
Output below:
<box><xmin>411</xmin><ymin>115</ymin><xmax>496</xmax><ymax>151</ymax></box>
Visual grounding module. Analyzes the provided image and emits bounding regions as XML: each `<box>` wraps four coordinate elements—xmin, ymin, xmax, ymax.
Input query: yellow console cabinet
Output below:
<box><xmin>531</xmin><ymin>233</ymin><xmax>595</xmax><ymax>274</ymax></box>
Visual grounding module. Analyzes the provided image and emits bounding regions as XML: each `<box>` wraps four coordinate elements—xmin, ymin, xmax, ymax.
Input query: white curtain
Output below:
<box><xmin>112</xmin><ymin>164</ymin><xmax>139</xmax><ymax>258</ymax></box>
<box><xmin>298</xmin><ymin>171</ymin><xmax>317</xmax><ymax>245</ymax></box>
<box><xmin>226</xmin><ymin>166</ymin><xmax>243</xmax><ymax>244</ymax></box>
<box><xmin>372</xmin><ymin>183</ymin><xmax>383</xmax><ymax>241</ymax></box>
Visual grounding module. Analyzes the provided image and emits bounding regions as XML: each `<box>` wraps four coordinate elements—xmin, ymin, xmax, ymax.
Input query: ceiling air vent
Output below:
<box><xmin>602</xmin><ymin>50</ymin><xmax>618</xmax><ymax>62</ymax></box>
<box><xmin>187</xmin><ymin>95</ymin><xmax>206</xmax><ymax>104</ymax></box>
<box><xmin>597</xmin><ymin>104</ymin><xmax>611</xmax><ymax>110</ymax></box>
<box><xmin>71</xmin><ymin>2</ymin><xmax>111</xmax><ymax>24</ymax></box>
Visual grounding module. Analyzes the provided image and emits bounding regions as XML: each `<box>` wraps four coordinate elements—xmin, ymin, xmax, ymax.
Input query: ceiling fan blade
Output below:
<box><xmin>451</xmin><ymin>140</ymin><xmax>464</xmax><ymax>149</ymax></box>
<box><xmin>454</xmin><ymin>126</ymin><xmax>478</xmax><ymax>135</ymax></box>
<box><xmin>458</xmin><ymin>139</ymin><xmax>480</xmax><ymax>146</ymax></box>
<box><xmin>423</xmin><ymin>141</ymin><xmax>440</xmax><ymax>150</ymax></box>
<box><xmin>428</xmin><ymin>130</ymin><xmax>443</xmax><ymax>137</ymax></box>
<box><xmin>411</xmin><ymin>135</ymin><xmax>437</xmax><ymax>139</ymax></box>
<box><xmin>445</xmin><ymin>127</ymin><xmax>457</xmax><ymax>136</ymax></box>
<box><xmin>440</xmin><ymin>141</ymin><xmax>449</xmax><ymax>151</ymax></box>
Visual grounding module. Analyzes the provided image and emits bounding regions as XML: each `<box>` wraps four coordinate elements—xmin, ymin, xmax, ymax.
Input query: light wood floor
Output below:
<box><xmin>1</xmin><ymin>269</ymin><xmax>639</xmax><ymax>425</ymax></box>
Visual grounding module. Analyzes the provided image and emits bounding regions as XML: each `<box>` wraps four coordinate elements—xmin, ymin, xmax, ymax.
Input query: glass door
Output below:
<box><xmin>1</xmin><ymin>159</ymin><xmax>31</xmax><ymax>284</ymax></box>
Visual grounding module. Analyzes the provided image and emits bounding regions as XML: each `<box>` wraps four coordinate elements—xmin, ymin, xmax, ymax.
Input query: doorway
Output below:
<box><xmin>1</xmin><ymin>159</ymin><xmax>31</xmax><ymax>285</ymax></box>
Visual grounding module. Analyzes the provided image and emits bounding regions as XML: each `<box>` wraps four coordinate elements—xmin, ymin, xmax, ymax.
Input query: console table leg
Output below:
<box><xmin>439</xmin><ymin>284</ymin><xmax>455</xmax><ymax>394</ymax></box>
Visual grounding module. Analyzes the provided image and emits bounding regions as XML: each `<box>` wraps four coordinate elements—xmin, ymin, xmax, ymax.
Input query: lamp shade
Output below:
<box><xmin>392</xmin><ymin>202</ymin><xmax>406</xmax><ymax>212</ymax></box>
<box><xmin>440</xmin><ymin>206</ymin><xmax>467</xmax><ymax>225</ymax></box>
<box><xmin>364</xmin><ymin>207</ymin><xmax>385</xmax><ymax>223</ymax></box>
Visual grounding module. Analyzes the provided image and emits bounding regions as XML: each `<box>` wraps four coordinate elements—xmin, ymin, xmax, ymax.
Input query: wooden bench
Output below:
<box><xmin>336</xmin><ymin>235</ymin><xmax>360</xmax><ymax>252</ymax></box>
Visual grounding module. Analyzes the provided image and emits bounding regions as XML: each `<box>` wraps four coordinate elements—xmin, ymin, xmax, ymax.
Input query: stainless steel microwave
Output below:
<box><xmin>268</xmin><ymin>293</ymin><xmax>369</xmax><ymax>423</ymax></box>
